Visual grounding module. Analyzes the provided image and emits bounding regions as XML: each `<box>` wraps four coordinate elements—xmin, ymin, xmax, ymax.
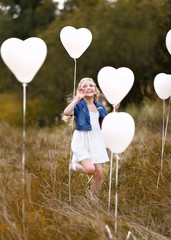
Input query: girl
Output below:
<box><xmin>63</xmin><ymin>77</ymin><xmax>116</xmax><ymax>195</ymax></box>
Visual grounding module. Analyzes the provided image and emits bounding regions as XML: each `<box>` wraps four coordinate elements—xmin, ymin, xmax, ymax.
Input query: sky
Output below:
<box><xmin>53</xmin><ymin>0</ymin><xmax>118</xmax><ymax>10</ymax></box>
<box><xmin>53</xmin><ymin>0</ymin><xmax>65</xmax><ymax>10</ymax></box>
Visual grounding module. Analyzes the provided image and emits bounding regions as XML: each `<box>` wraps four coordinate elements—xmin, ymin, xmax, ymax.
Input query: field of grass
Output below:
<box><xmin>0</xmin><ymin>97</ymin><xmax>170</xmax><ymax>240</ymax></box>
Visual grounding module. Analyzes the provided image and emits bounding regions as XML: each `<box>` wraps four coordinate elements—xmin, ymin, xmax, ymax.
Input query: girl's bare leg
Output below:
<box><xmin>74</xmin><ymin>162</ymin><xmax>85</xmax><ymax>173</ymax></box>
<box><xmin>81</xmin><ymin>158</ymin><xmax>95</xmax><ymax>174</ymax></box>
<box><xmin>91</xmin><ymin>163</ymin><xmax>102</xmax><ymax>195</ymax></box>
<box><xmin>74</xmin><ymin>158</ymin><xmax>95</xmax><ymax>174</ymax></box>
<box><xmin>74</xmin><ymin>160</ymin><xmax>103</xmax><ymax>195</ymax></box>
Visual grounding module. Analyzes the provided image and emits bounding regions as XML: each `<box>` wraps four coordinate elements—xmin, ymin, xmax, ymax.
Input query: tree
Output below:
<box><xmin>0</xmin><ymin>0</ymin><xmax>57</xmax><ymax>39</ymax></box>
<box><xmin>0</xmin><ymin>0</ymin><xmax>58</xmax><ymax>93</ymax></box>
<box><xmin>37</xmin><ymin>0</ymin><xmax>171</xmax><ymax>121</ymax></box>
<box><xmin>1</xmin><ymin>0</ymin><xmax>171</xmax><ymax>125</ymax></box>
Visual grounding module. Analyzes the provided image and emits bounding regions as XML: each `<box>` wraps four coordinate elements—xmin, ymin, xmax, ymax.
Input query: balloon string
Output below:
<box><xmin>114</xmin><ymin>154</ymin><xmax>119</xmax><ymax>238</ymax></box>
<box><xmin>164</xmin><ymin>96</ymin><xmax>170</xmax><ymax>142</ymax></box>
<box><xmin>157</xmin><ymin>100</ymin><xmax>165</xmax><ymax>188</ymax></box>
<box><xmin>108</xmin><ymin>151</ymin><xmax>113</xmax><ymax>211</ymax></box>
<box><xmin>105</xmin><ymin>225</ymin><xmax>113</xmax><ymax>240</ymax></box>
<box><xmin>106</xmin><ymin>154</ymin><xmax>137</xmax><ymax>240</ymax></box>
<box><xmin>126</xmin><ymin>231</ymin><xmax>137</xmax><ymax>240</ymax></box>
<box><xmin>73</xmin><ymin>58</ymin><xmax>77</xmax><ymax>99</ymax></box>
<box><xmin>22</xmin><ymin>83</ymin><xmax>27</xmax><ymax>239</ymax></box>
<box><xmin>113</xmin><ymin>104</ymin><xmax>116</xmax><ymax>113</ymax></box>
<box><xmin>157</xmin><ymin>98</ymin><xmax>170</xmax><ymax>188</ymax></box>
<box><xmin>106</xmin><ymin>225</ymin><xmax>137</xmax><ymax>240</ymax></box>
<box><xmin>69</xmin><ymin>58</ymin><xmax>77</xmax><ymax>206</ymax></box>
<box><xmin>68</xmin><ymin>150</ymin><xmax>72</xmax><ymax>205</ymax></box>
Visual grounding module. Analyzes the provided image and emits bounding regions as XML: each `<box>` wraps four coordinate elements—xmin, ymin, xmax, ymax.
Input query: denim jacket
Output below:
<box><xmin>74</xmin><ymin>99</ymin><xmax>107</xmax><ymax>131</ymax></box>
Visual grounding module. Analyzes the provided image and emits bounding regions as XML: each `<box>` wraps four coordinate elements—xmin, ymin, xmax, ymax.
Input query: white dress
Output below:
<box><xmin>71</xmin><ymin>111</ymin><xmax>109</xmax><ymax>164</ymax></box>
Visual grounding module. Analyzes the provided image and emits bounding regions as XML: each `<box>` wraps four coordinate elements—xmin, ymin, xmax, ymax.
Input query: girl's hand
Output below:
<box><xmin>76</xmin><ymin>88</ymin><xmax>86</xmax><ymax>100</ymax></box>
<box><xmin>63</xmin><ymin>88</ymin><xmax>86</xmax><ymax>116</ymax></box>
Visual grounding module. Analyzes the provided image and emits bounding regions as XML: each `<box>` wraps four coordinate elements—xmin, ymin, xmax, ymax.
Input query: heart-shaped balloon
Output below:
<box><xmin>154</xmin><ymin>73</ymin><xmax>171</xmax><ymax>100</ymax></box>
<box><xmin>60</xmin><ymin>26</ymin><xmax>92</xmax><ymax>59</ymax></box>
<box><xmin>0</xmin><ymin>37</ymin><xmax>47</xmax><ymax>84</ymax></box>
<box><xmin>102</xmin><ymin>112</ymin><xmax>135</xmax><ymax>154</ymax></box>
<box><xmin>166</xmin><ymin>29</ymin><xmax>171</xmax><ymax>55</ymax></box>
<box><xmin>97</xmin><ymin>66</ymin><xmax>134</xmax><ymax>105</ymax></box>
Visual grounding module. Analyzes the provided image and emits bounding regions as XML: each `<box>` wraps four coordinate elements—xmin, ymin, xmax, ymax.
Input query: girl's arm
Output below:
<box><xmin>63</xmin><ymin>88</ymin><xmax>86</xmax><ymax>116</ymax></box>
<box><xmin>63</xmin><ymin>96</ymin><xmax>80</xmax><ymax>116</ymax></box>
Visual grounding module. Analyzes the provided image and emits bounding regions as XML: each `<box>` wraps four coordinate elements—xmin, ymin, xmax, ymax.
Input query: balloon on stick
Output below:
<box><xmin>166</xmin><ymin>29</ymin><xmax>171</xmax><ymax>55</ymax></box>
<box><xmin>154</xmin><ymin>73</ymin><xmax>171</xmax><ymax>188</ymax></box>
<box><xmin>1</xmin><ymin>37</ymin><xmax>47</xmax><ymax>83</ymax></box>
<box><xmin>60</xmin><ymin>26</ymin><xmax>92</xmax><ymax>97</ymax></box>
<box><xmin>0</xmin><ymin>37</ymin><xmax>47</xmax><ymax>238</ymax></box>
<box><xmin>102</xmin><ymin>112</ymin><xmax>135</xmax><ymax>154</ymax></box>
<box><xmin>102</xmin><ymin>112</ymin><xmax>135</xmax><ymax>237</ymax></box>
<box><xmin>60</xmin><ymin>26</ymin><xmax>92</xmax><ymax>59</ymax></box>
<box><xmin>60</xmin><ymin>26</ymin><xmax>92</xmax><ymax>205</ymax></box>
<box><xmin>97</xmin><ymin>66</ymin><xmax>134</xmax><ymax>106</ymax></box>
<box><xmin>154</xmin><ymin>73</ymin><xmax>171</xmax><ymax>100</ymax></box>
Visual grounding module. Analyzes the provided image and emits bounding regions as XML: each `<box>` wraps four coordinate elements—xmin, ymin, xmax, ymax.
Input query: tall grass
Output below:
<box><xmin>0</xmin><ymin>98</ymin><xmax>170</xmax><ymax>240</ymax></box>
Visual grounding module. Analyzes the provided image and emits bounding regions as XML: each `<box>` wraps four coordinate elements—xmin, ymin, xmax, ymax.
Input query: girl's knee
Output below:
<box><xmin>85</xmin><ymin>165</ymin><xmax>95</xmax><ymax>175</ymax></box>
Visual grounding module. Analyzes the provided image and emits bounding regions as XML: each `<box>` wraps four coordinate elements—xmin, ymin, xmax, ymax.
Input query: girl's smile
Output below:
<box><xmin>81</xmin><ymin>80</ymin><xmax>96</xmax><ymax>97</ymax></box>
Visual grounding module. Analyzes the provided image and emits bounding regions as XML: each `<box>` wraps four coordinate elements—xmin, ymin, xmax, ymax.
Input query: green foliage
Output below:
<box><xmin>0</xmin><ymin>14</ymin><xmax>12</xmax><ymax>43</ymax></box>
<box><xmin>0</xmin><ymin>0</ymin><xmax>171</xmax><ymax>124</ymax></box>
<box><xmin>0</xmin><ymin>0</ymin><xmax>57</xmax><ymax>39</ymax></box>
<box><xmin>0</xmin><ymin>93</ymin><xmax>53</xmax><ymax>127</ymax></box>
<box><xmin>34</xmin><ymin>2</ymin><xmax>57</xmax><ymax>32</ymax></box>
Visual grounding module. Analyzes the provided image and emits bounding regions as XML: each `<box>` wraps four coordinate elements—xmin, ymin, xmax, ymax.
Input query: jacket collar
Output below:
<box><xmin>80</xmin><ymin>98</ymin><xmax>100</xmax><ymax>106</ymax></box>
<box><xmin>80</xmin><ymin>99</ymin><xmax>103</xmax><ymax>112</ymax></box>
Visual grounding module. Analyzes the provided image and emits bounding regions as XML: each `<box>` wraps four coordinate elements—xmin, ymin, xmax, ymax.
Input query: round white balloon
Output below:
<box><xmin>97</xmin><ymin>66</ymin><xmax>134</xmax><ymax>105</ymax></box>
<box><xmin>60</xmin><ymin>26</ymin><xmax>92</xmax><ymax>59</ymax></box>
<box><xmin>102</xmin><ymin>112</ymin><xmax>135</xmax><ymax>154</ymax></box>
<box><xmin>154</xmin><ymin>73</ymin><xmax>171</xmax><ymax>100</ymax></box>
<box><xmin>0</xmin><ymin>37</ymin><xmax>47</xmax><ymax>84</ymax></box>
<box><xmin>166</xmin><ymin>29</ymin><xmax>171</xmax><ymax>55</ymax></box>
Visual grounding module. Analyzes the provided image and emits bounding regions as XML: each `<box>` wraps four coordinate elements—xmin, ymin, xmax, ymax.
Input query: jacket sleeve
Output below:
<box><xmin>74</xmin><ymin>104</ymin><xmax>79</xmax><ymax>117</ymax></box>
<box><xmin>103</xmin><ymin>105</ymin><xmax>107</xmax><ymax>116</ymax></box>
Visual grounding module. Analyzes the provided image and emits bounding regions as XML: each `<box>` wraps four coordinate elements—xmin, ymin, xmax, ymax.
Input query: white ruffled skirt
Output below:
<box><xmin>71</xmin><ymin>112</ymin><xmax>109</xmax><ymax>164</ymax></box>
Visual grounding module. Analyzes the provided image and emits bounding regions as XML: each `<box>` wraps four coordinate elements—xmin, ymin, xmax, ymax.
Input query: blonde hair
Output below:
<box><xmin>62</xmin><ymin>77</ymin><xmax>100</xmax><ymax>123</ymax></box>
<box><xmin>77</xmin><ymin>77</ymin><xmax>100</xmax><ymax>101</ymax></box>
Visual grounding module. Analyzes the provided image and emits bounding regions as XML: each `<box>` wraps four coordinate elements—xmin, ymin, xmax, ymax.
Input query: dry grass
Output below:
<box><xmin>0</xmin><ymin>98</ymin><xmax>170</xmax><ymax>240</ymax></box>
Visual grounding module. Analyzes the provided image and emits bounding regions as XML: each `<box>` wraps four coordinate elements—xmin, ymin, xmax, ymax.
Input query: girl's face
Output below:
<box><xmin>81</xmin><ymin>80</ymin><xmax>96</xmax><ymax>97</ymax></box>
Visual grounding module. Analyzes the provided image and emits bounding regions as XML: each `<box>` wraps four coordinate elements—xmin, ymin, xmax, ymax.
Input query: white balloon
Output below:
<box><xmin>102</xmin><ymin>112</ymin><xmax>135</xmax><ymax>154</ymax></box>
<box><xmin>0</xmin><ymin>37</ymin><xmax>47</xmax><ymax>84</ymax></box>
<box><xmin>97</xmin><ymin>66</ymin><xmax>134</xmax><ymax>105</ymax></box>
<box><xmin>60</xmin><ymin>26</ymin><xmax>92</xmax><ymax>59</ymax></box>
<box><xmin>154</xmin><ymin>73</ymin><xmax>171</xmax><ymax>100</ymax></box>
<box><xmin>166</xmin><ymin>29</ymin><xmax>171</xmax><ymax>55</ymax></box>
